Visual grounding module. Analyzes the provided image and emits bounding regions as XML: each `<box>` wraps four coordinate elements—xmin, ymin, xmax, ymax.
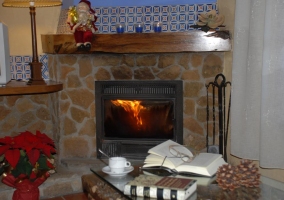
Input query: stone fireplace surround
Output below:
<box><xmin>48</xmin><ymin>50</ymin><xmax>225</xmax><ymax>157</ymax></box>
<box><xmin>0</xmin><ymin>31</ymin><xmax>230</xmax><ymax>198</ymax></box>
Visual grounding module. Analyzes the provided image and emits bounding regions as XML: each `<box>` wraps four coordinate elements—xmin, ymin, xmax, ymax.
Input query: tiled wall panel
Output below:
<box><xmin>10</xmin><ymin>3</ymin><xmax>216</xmax><ymax>81</ymax></box>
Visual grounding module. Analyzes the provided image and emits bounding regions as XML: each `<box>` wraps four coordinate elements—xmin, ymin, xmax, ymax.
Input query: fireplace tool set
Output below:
<box><xmin>206</xmin><ymin>74</ymin><xmax>231</xmax><ymax>162</ymax></box>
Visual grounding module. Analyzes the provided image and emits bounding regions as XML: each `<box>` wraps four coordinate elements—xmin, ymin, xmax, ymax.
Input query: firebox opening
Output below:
<box><xmin>104</xmin><ymin>99</ymin><xmax>174</xmax><ymax>139</ymax></box>
<box><xmin>95</xmin><ymin>80</ymin><xmax>183</xmax><ymax>160</ymax></box>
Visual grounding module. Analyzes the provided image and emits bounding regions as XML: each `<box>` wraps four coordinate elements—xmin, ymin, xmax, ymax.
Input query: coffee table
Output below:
<box><xmin>81</xmin><ymin>162</ymin><xmax>269</xmax><ymax>200</ymax></box>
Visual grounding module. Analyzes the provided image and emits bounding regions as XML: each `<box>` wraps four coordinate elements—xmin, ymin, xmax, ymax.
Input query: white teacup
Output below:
<box><xmin>109</xmin><ymin>157</ymin><xmax>131</xmax><ymax>173</ymax></box>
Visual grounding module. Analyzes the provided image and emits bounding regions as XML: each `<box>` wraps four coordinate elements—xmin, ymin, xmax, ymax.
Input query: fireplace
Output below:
<box><xmin>95</xmin><ymin>80</ymin><xmax>183</xmax><ymax>160</ymax></box>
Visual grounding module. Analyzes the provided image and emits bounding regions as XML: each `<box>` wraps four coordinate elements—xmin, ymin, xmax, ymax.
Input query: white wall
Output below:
<box><xmin>0</xmin><ymin>0</ymin><xmax>61</xmax><ymax>55</ymax></box>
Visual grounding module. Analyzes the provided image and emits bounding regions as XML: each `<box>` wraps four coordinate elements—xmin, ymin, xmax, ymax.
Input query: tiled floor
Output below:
<box><xmin>43</xmin><ymin>192</ymin><xmax>88</xmax><ymax>200</ymax></box>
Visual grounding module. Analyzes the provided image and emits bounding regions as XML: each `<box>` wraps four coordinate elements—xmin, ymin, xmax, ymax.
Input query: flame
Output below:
<box><xmin>111</xmin><ymin>100</ymin><xmax>145</xmax><ymax>125</ymax></box>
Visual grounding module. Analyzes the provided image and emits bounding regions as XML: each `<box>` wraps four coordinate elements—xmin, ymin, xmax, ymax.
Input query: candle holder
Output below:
<box><xmin>116</xmin><ymin>24</ymin><xmax>125</xmax><ymax>33</ymax></box>
<box><xmin>135</xmin><ymin>23</ymin><xmax>143</xmax><ymax>33</ymax></box>
<box><xmin>154</xmin><ymin>22</ymin><xmax>162</xmax><ymax>33</ymax></box>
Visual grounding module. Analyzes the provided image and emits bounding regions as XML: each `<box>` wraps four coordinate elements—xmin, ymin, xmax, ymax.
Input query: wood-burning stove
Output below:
<box><xmin>95</xmin><ymin>80</ymin><xmax>183</xmax><ymax>160</ymax></box>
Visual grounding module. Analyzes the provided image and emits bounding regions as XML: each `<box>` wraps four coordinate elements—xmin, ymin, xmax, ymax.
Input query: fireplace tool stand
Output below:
<box><xmin>206</xmin><ymin>74</ymin><xmax>231</xmax><ymax>162</ymax></box>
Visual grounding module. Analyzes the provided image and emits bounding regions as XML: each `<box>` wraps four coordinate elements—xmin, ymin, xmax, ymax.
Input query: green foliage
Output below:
<box><xmin>37</xmin><ymin>154</ymin><xmax>50</xmax><ymax>170</ymax></box>
<box><xmin>11</xmin><ymin>154</ymin><xmax>33</xmax><ymax>178</ymax></box>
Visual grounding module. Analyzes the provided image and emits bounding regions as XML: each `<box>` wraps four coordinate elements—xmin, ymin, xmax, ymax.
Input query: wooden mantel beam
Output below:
<box><xmin>41</xmin><ymin>31</ymin><xmax>231</xmax><ymax>54</ymax></box>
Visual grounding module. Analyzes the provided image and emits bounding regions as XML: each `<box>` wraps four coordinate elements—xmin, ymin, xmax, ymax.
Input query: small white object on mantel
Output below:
<box><xmin>0</xmin><ymin>22</ymin><xmax>11</xmax><ymax>85</ymax></box>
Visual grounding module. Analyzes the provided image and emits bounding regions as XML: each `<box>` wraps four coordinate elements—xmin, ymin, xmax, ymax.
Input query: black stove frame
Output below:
<box><xmin>95</xmin><ymin>80</ymin><xmax>183</xmax><ymax>160</ymax></box>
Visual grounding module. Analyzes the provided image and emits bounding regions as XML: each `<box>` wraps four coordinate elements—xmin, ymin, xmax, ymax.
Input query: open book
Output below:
<box><xmin>143</xmin><ymin>140</ymin><xmax>227</xmax><ymax>177</ymax></box>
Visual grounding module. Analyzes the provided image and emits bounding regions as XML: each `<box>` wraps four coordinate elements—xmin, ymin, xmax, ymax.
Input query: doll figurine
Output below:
<box><xmin>67</xmin><ymin>0</ymin><xmax>98</xmax><ymax>51</ymax></box>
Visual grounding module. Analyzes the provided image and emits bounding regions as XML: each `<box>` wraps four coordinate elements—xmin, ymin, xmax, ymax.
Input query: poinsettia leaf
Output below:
<box><xmin>5</xmin><ymin>149</ymin><xmax>20</xmax><ymax>168</ymax></box>
<box><xmin>13</xmin><ymin>154</ymin><xmax>33</xmax><ymax>178</ymax></box>
<box><xmin>0</xmin><ymin>145</ymin><xmax>10</xmax><ymax>156</ymax></box>
<box><xmin>11</xmin><ymin>167</ymin><xmax>21</xmax><ymax>178</ymax></box>
<box><xmin>36</xmin><ymin>131</ymin><xmax>55</xmax><ymax>146</ymax></box>
<box><xmin>20</xmin><ymin>149</ymin><xmax>26</xmax><ymax>156</ymax></box>
<box><xmin>0</xmin><ymin>136</ymin><xmax>13</xmax><ymax>144</ymax></box>
<box><xmin>27</xmin><ymin>149</ymin><xmax>40</xmax><ymax>166</ymax></box>
<box><xmin>39</xmin><ymin>144</ymin><xmax>56</xmax><ymax>157</ymax></box>
<box><xmin>37</xmin><ymin>155</ymin><xmax>49</xmax><ymax>170</ymax></box>
<box><xmin>30</xmin><ymin>171</ymin><xmax>37</xmax><ymax>180</ymax></box>
<box><xmin>46</xmin><ymin>159</ymin><xmax>55</xmax><ymax>169</ymax></box>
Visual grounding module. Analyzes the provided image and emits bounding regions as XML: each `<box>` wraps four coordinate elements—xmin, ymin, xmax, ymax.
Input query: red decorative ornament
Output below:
<box><xmin>67</xmin><ymin>0</ymin><xmax>98</xmax><ymax>51</ymax></box>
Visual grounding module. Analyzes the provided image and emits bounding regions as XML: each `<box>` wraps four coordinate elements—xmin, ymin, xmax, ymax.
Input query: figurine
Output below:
<box><xmin>67</xmin><ymin>0</ymin><xmax>98</xmax><ymax>51</ymax></box>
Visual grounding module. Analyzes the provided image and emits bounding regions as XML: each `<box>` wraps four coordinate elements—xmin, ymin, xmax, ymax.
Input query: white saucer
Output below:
<box><xmin>102</xmin><ymin>166</ymin><xmax>134</xmax><ymax>177</ymax></box>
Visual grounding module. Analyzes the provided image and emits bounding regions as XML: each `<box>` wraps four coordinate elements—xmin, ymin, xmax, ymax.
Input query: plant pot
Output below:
<box><xmin>12</xmin><ymin>179</ymin><xmax>40</xmax><ymax>200</ymax></box>
<box><xmin>2</xmin><ymin>173</ymin><xmax>49</xmax><ymax>200</ymax></box>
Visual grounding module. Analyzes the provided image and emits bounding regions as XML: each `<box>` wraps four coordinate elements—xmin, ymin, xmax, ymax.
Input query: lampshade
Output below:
<box><xmin>2</xmin><ymin>0</ymin><xmax>62</xmax><ymax>8</ymax></box>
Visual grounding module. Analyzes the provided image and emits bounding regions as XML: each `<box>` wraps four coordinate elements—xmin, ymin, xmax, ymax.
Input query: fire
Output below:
<box><xmin>111</xmin><ymin>100</ymin><xmax>145</xmax><ymax>125</ymax></box>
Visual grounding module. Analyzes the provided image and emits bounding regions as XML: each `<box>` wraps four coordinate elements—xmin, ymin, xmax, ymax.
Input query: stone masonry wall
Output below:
<box><xmin>0</xmin><ymin>52</ymin><xmax>224</xmax><ymax>163</ymax></box>
<box><xmin>48</xmin><ymin>52</ymin><xmax>224</xmax><ymax>161</ymax></box>
<box><xmin>0</xmin><ymin>92</ymin><xmax>60</xmax><ymax>152</ymax></box>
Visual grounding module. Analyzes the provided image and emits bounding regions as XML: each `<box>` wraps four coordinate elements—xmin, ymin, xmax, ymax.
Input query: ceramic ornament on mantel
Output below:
<box><xmin>67</xmin><ymin>0</ymin><xmax>98</xmax><ymax>51</ymax></box>
<box><xmin>190</xmin><ymin>10</ymin><xmax>225</xmax><ymax>32</ymax></box>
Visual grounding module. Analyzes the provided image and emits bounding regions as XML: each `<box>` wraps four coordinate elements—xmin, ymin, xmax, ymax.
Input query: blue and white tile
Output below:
<box><xmin>144</xmin><ymin>23</ymin><xmax>151</xmax><ymax>32</ymax></box>
<box><xmin>197</xmin><ymin>4</ymin><xmax>206</xmax><ymax>13</ymax></box>
<box><xmin>126</xmin><ymin>24</ymin><xmax>135</xmax><ymax>33</ymax></box>
<box><xmin>118</xmin><ymin>16</ymin><xmax>127</xmax><ymax>24</ymax></box>
<box><xmin>169</xmin><ymin>23</ymin><xmax>179</xmax><ymax>32</ymax></box>
<box><xmin>169</xmin><ymin>13</ymin><xmax>179</xmax><ymax>23</ymax></box>
<box><xmin>179</xmin><ymin>5</ymin><xmax>187</xmax><ymax>13</ymax></box>
<box><xmin>179</xmin><ymin>23</ymin><xmax>187</xmax><ymax>31</ymax></box>
<box><xmin>161</xmin><ymin>6</ymin><xmax>169</xmax><ymax>13</ymax></box>
<box><xmin>153</xmin><ymin>6</ymin><xmax>161</xmax><ymax>13</ymax></box>
<box><xmin>110</xmin><ymin>16</ymin><xmax>118</xmax><ymax>24</ymax></box>
<box><xmin>119</xmin><ymin>7</ymin><xmax>127</xmax><ymax>15</ymax></box>
<box><xmin>144</xmin><ymin>6</ymin><xmax>153</xmax><ymax>14</ymax></box>
<box><xmin>136</xmin><ymin>7</ymin><xmax>143</xmax><ymax>14</ymax></box>
<box><xmin>144</xmin><ymin>15</ymin><xmax>153</xmax><ymax>23</ymax></box>
<box><xmin>126</xmin><ymin>16</ymin><xmax>134</xmax><ymax>24</ymax></box>
<box><xmin>153</xmin><ymin>14</ymin><xmax>161</xmax><ymax>22</ymax></box>
<box><xmin>161</xmin><ymin>14</ymin><xmax>168</xmax><ymax>23</ymax></box>
<box><xmin>188</xmin><ymin>5</ymin><xmax>196</xmax><ymax>13</ymax></box>
<box><xmin>127</xmin><ymin>7</ymin><xmax>135</xmax><ymax>14</ymax></box>
<box><xmin>135</xmin><ymin>15</ymin><xmax>144</xmax><ymax>23</ymax></box>
<box><xmin>110</xmin><ymin>7</ymin><xmax>118</xmax><ymax>15</ymax></box>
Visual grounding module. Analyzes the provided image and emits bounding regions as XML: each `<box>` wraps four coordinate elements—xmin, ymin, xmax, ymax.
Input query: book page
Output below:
<box><xmin>144</xmin><ymin>154</ymin><xmax>176</xmax><ymax>168</ymax></box>
<box><xmin>184</xmin><ymin>153</ymin><xmax>222</xmax><ymax>167</ymax></box>
<box><xmin>147</xmin><ymin>140</ymin><xmax>193</xmax><ymax>168</ymax></box>
<box><xmin>175</xmin><ymin>153</ymin><xmax>226</xmax><ymax>176</ymax></box>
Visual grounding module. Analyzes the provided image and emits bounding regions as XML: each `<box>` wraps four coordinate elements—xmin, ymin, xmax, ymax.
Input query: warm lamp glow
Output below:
<box><xmin>2</xmin><ymin>0</ymin><xmax>62</xmax><ymax>85</ymax></box>
<box><xmin>2</xmin><ymin>0</ymin><xmax>62</xmax><ymax>7</ymax></box>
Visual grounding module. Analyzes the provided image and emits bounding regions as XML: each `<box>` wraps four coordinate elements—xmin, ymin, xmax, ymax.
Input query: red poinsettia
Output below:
<box><xmin>0</xmin><ymin>131</ymin><xmax>56</xmax><ymax>181</ymax></box>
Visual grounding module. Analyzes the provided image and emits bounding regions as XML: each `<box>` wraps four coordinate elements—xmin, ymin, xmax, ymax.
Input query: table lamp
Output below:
<box><xmin>2</xmin><ymin>0</ymin><xmax>62</xmax><ymax>85</ymax></box>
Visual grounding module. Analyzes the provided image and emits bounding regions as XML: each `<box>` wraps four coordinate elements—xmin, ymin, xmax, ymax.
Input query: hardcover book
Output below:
<box><xmin>143</xmin><ymin>140</ymin><xmax>227</xmax><ymax>177</ymax></box>
<box><xmin>124</xmin><ymin>175</ymin><xmax>197</xmax><ymax>200</ymax></box>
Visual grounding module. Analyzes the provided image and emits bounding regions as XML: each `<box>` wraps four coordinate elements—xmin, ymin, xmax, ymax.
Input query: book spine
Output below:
<box><xmin>124</xmin><ymin>185</ymin><xmax>186</xmax><ymax>200</ymax></box>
